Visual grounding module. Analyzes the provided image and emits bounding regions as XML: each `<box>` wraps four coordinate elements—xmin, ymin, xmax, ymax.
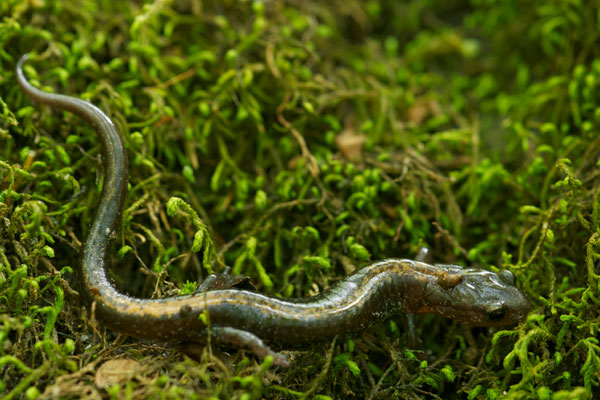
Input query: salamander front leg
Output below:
<box><xmin>208</xmin><ymin>326</ymin><xmax>290</xmax><ymax>368</ymax></box>
<box><xmin>416</xmin><ymin>246</ymin><xmax>432</xmax><ymax>264</ymax></box>
<box><xmin>196</xmin><ymin>267</ymin><xmax>254</xmax><ymax>292</ymax></box>
<box><xmin>404</xmin><ymin>313</ymin><xmax>420</xmax><ymax>349</ymax></box>
<box><xmin>403</xmin><ymin>246</ymin><xmax>432</xmax><ymax>349</ymax></box>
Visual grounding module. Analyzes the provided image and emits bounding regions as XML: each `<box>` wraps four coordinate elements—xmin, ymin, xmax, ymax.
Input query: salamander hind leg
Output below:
<box><xmin>207</xmin><ymin>326</ymin><xmax>290</xmax><ymax>368</ymax></box>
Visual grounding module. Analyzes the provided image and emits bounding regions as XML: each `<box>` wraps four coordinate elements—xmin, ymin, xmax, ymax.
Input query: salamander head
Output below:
<box><xmin>421</xmin><ymin>264</ymin><xmax>530</xmax><ymax>327</ymax></box>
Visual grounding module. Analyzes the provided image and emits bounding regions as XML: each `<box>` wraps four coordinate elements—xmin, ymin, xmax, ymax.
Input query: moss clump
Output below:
<box><xmin>1</xmin><ymin>0</ymin><xmax>599</xmax><ymax>398</ymax></box>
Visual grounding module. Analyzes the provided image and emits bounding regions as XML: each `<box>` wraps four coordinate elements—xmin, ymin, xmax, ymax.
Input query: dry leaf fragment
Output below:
<box><xmin>408</xmin><ymin>97</ymin><xmax>441</xmax><ymax>125</ymax></box>
<box><xmin>95</xmin><ymin>358</ymin><xmax>141</xmax><ymax>389</ymax></box>
<box><xmin>335</xmin><ymin>129</ymin><xmax>366</xmax><ymax>160</ymax></box>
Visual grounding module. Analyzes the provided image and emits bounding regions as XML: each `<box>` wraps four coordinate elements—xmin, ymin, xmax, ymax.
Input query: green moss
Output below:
<box><xmin>1</xmin><ymin>0</ymin><xmax>600</xmax><ymax>398</ymax></box>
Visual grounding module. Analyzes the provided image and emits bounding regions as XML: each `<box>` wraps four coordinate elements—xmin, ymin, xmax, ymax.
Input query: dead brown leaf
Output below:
<box><xmin>95</xmin><ymin>358</ymin><xmax>141</xmax><ymax>389</ymax></box>
<box><xmin>408</xmin><ymin>97</ymin><xmax>441</xmax><ymax>125</ymax></box>
<box><xmin>335</xmin><ymin>129</ymin><xmax>366</xmax><ymax>160</ymax></box>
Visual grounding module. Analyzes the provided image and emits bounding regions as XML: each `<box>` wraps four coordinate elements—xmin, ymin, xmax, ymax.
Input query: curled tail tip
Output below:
<box><xmin>16</xmin><ymin>54</ymin><xmax>31</xmax><ymax>87</ymax></box>
<box><xmin>17</xmin><ymin>54</ymin><xmax>29</xmax><ymax>72</ymax></box>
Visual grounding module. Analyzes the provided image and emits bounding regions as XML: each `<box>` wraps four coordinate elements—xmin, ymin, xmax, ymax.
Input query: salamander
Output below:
<box><xmin>16</xmin><ymin>54</ymin><xmax>530</xmax><ymax>367</ymax></box>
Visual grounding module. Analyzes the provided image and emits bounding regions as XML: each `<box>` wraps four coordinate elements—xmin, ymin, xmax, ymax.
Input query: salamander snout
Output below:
<box><xmin>428</xmin><ymin>266</ymin><xmax>530</xmax><ymax>327</ymax></box>
<box><xmin>466</xmin><ymin>269</ymin><xmax>530</xmax><ymax>327</ymax></box>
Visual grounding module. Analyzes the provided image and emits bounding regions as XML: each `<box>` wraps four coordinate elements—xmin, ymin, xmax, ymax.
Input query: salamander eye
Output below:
<box><xmin>487</xmin><ymin>304</ymin><xmax>507</xmax><ymax>322</ymax></box>
<box><xmin>498</xmin><ymin>270</ymin><xmax>515</xmax><ymax>286</ymax></box>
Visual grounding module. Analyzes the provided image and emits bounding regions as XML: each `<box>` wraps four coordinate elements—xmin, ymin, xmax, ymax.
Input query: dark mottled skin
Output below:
<box><xmin>16</xmin><ymin>55</ymin><xmax>530</xmax><ymax>366</ymax></box>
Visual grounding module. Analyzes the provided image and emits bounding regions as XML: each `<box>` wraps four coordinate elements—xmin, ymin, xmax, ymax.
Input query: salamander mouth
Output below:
<box><xmin>431</xmin><ymin>301</ymin><xmax>527</xmax><ymax>327</ymax></box>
